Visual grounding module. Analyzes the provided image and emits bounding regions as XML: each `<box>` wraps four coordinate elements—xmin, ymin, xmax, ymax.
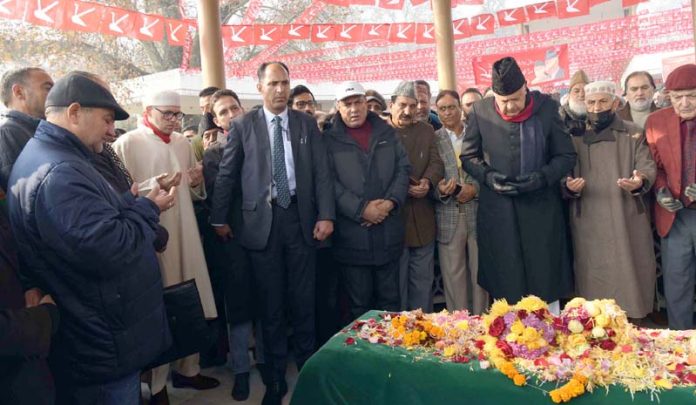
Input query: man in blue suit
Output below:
<box><xmin>211</xmin><ymin>62</ymin><xmax>335</xmax><ymax>405</ymax></box>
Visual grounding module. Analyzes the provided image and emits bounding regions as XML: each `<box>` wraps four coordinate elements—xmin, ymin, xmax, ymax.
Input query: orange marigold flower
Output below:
<box><xmin>513</xmin><ymin>374</ymin><xmax>526</xmax><ymax>386</ymax></box>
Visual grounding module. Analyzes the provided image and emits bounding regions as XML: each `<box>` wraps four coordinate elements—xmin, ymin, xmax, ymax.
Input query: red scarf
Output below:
<box><xmin>495</xmin><ymin>97</ymin><xmax>535</xmax><ymax>123</ymax></box>
<box><xmin>143</xmin><ymin>114</ymin><xmax>171</xmax><ymax>144</ymax></box>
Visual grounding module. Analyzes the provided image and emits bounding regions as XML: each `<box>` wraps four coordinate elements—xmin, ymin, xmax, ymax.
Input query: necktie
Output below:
<box><xmin>272</xmin><ymin>116</ymin><xmax>291</xmax><ymax>208</ymax></box>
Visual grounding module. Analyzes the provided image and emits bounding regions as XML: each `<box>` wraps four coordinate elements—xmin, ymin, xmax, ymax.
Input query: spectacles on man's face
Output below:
<box><xmin>154</xmin><ymin>107</ymin><xmax>184</xmax><ymax>120</ymax></box>
<box><xmin>294</xmin><ymin>101</ymin><xmax>316</xmax><ymax>109</ymax></box>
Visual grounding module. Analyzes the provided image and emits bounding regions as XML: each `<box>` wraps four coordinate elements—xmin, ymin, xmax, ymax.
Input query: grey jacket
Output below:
<box><xmin>210</xmin><ymin>108</ymin><xmax>335</xmax><ymax>250</ymax></box>
<box><xmin>434</xmin><ymin>127</ymin><xmax>478</xmax><ymax>244</ymax></box>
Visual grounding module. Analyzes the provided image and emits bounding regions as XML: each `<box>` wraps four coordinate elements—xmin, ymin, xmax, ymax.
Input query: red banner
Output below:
<box><xmin>311</xmin><ymin>24</ymin><xmax>336</xmax><ymax>42</ymax></box>
<box><xmin>284</xmin><ymin>24</ymin><xmax>311</xmax><ymax>40</ymax></box>
<box><xmin>557</xmin><ymin>0</ymin><xmax>590</xmax><ymax>19</ymax></box>
<box><xmin>166</xmin><ymin>18</ymin><xmax>188</xmax><ymax>46</ymax></box>
<box><xmin>133</xmin><ymin>13</ymin><xmax>164</xmax><ymax>42</ymax></box>
<box><xmin>26</xmin><ymin>0</ymin><xmax>64</xmax><ymax>28</ymax></box>
<box><xmin>415</xmin><ymin>22</ymin><xmax>434</xmax><ymax>44</ymax></box>
<box><xmin>336</xmin><ymin>23</ymin><xmax>363</xmax><ymax>42</ymax></box>
<box><xmin>388</xmin><ymin>22</ymin><xmax>415</xmax><ymax>43</ymax></box>
<box><xmin>472</xmin><ymin>44</ymin><xmax>570</xmax><ymax>87</ymax></box>
<box><xmin>63</xmin><ymin>0</ymin><xmax>103</xmax><ymax>32</ymax></box>
<box><xmin>470</xmin><ymin>14</ymin><xmax>494</xmax><ymax>36</ymax></box>
<box><xmin>497</xmin><ymin>7</ymin><xmax>528</xmax><ymax>27</ymax></box>
<box><xmin>525</xmin><ymin>1</ymin><xmax>557</xmax><ymax>21</ymax></box>
<box><xmin>377</xmin><ymin>0</ymin><xmax>403</xmax><ymax>9</ymax></box>
<box><xmin>99</xmin><ymin>6</ymin><xmax>135</xmax><ymax>37</ymax></box>
<box><xmin>0</xmin><ymin>0</ymin><xmax>26</xmax><ymax>20</ymax></box>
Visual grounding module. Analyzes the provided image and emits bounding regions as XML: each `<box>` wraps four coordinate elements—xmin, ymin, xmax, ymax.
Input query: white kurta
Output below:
<box><xmin>113</xmin><ymin>126</ymin><xmax>217</xmax><ymax>318</ymax></box>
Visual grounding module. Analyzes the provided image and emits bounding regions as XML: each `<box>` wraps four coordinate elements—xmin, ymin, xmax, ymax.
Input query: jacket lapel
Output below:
<box><xmin>254</xmin><ymin>108</ymin><xmax>273</xmax><ymax>187</ymax></box>
<box><xmin>288</xmin><ymin>110</ymin><xmax>301</xmax><ymax>169</ymax></box>
<box><xmin>665</xmin><ymin>111</ymin><xmax>683</xmax><ymax>193</ymax></box>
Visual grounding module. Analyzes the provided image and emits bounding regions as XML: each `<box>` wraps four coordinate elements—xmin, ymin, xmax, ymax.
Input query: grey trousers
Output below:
<box><xmin>399</xmin><ymin>241</ymin><xmax>435</xmax><ymax>312</ymax></box>
<box><xmin>438</xmin><ymin>212</ymin><xmax>488</xmax><ymax>314</ymax></box>
<box><xmin>227</xmin><ymin>321</ymin><xmax>265</xmax><ymax>375</ymax></box>
<box><xmin>661</xmin><ymin>208</ymin><xmax>696</xmax><ymax>330</ymax></box>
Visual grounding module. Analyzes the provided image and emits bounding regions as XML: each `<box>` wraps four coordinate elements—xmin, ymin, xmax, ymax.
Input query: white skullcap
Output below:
<box><xmin>143</xmin><ymin>90</ymin><xmax>181</xmax><ymax>108</ymax></box>
<box><xmin>584</xmin><ymin>81</ymin><xmax>617</xmax><ymax>97</ymax></box>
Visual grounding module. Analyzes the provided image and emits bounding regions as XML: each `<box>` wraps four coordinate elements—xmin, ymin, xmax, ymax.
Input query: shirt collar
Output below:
<box><xmin>444</xmin><ymin>126</ymin><xmax>464</xmax><ymax>139</ymax></box>
<box><xmin>263</xmin><ymin>106</ymin><xmax>289</xmax><ymax>129</ymax></box>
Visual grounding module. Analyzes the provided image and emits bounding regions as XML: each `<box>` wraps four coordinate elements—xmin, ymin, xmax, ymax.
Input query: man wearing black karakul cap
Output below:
<box><xmin>460</xmin><ymin>57</ymin><xmax>576</xmax><ymax>312</ymax></box>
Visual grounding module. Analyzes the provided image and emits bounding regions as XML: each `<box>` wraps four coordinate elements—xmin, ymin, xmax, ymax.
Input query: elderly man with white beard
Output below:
<box><xmin>560</xmin><ymin>70</ymin><xmax>589</xmax><ymax>137</ymax></box>
<box><xmin>618</xmin><ymin>71</ymin><xmax>659</xmax><ymax>129</ymax></box>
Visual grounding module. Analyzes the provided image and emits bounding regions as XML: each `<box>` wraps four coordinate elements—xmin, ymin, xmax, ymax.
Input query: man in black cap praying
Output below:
<box><xmin>460</xmin><ymin>57</ymin><xmax>576</xmax><ymax>313</ymax></box>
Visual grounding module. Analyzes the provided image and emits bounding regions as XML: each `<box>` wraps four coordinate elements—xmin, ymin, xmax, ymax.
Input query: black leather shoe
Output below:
<box><xmin>261</xmin><ymin>380</ymin><xmax>288</xmax><ymax>405</ymax></box>
<box><xmin>171</xmin><ymin>371</ymin><xmax>220</xmax><ymax>390</ymax></box>
<box><xmin>150</xmin><ymin>387</ymin><xmax>170</xmax><ymax>405</ymax></box>
<box><xmin>231</xmin><ymin>372</ymin><xmax>250</xmax><ymax>401</ymax></box>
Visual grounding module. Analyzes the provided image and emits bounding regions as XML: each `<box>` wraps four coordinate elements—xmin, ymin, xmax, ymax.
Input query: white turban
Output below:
<box><xmin>143</xmin><ymin>90</ymin><xmax>181</xmax><ymax>108</ymax></box>
<box><xmin>584</xmin><ymin>81</ymin><xmax>617</xmax><ymax>97</ymax></box>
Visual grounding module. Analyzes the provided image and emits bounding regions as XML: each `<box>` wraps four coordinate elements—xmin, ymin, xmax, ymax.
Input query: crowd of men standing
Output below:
<box><xmin>1</xmin><ymin>57</ymin><xmax>696</xmax><ymax>405</ymax></box>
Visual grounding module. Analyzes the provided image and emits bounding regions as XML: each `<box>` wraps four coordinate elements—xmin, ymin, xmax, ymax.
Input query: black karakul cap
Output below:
<box><xmin>491</xmin><ymin>57</ymin><xmax>526</xmax><ymax>96</ymax></box>
<box><xmin>46</xmin><ymin>73</ymin><xmax>129</xmax><ymax>120</ymax></box>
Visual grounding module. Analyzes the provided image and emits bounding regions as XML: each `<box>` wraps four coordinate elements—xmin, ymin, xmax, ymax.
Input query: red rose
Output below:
<box><xmin>496</xmin><ymin>340</ymin><xmax>513</xmax><ymax>357</ymax></box>
<box><xmin>489</xmin><ymin>317</ymin><xmax>506</xmax><ymax>337</ymax></box>
<box><xmin>684</xmin><ymin>373</ymin><xmax>696</xmax><ymax>384</ymax></box>
<box><xmin>517</xmin><ymin>310</ymin><xmax>528</xmax><ymax>319</ymax></box>
<box><xmin>345</xmin><ymin>337</ymin><xmax>357</xmax><ymax>345</ymax></box>
<box><xmin>599</xmin><ymin>339</ymin><xmax>616</xmax><ymax>351</ymax></box>
<box><xmin>552</xmin><ymin>317</ymin><xmax>567</xmax><ymax>332</ymax></box>
<box><xmin>607</xmin><ymin>329</ymin><xmax>616</xmax><ymax>337</ymax></box>
<box><xmin>583</xmin><ymin>318</ymin><xmax>594</xmax><ymax>331</ymax></box>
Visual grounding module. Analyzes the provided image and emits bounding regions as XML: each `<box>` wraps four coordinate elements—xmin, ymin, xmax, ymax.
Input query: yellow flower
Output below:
<box><xmin>568</xmin><ymin>334</ymin><xmax>587</xmax><ymax>348</ymax></box>
<box><xmin>443</xmin><ymin>346</ymin><xmax>456</xmax><ymax>357</ymax></box>
<box><xmin>510</xmin><ymin>320</ymin><xmax>525</xmax><ymax>335</ymax></box>
<box><xmin>455</xmin><ymin>320</ymin><xmax>469</xmax><ymax>331</ymax></box>
<box><xmin>550</xmin><ymin>391</ymin><xmax>562</xmax><ymax>403</ymax></box>
<box><xmin>568</xmin><ymin>320</ymin><xmax>584</xmax><ymax>334</ymax></box>
<box><xmin>595</xmin><ymin>314</ymin><xmax>610</xmax><ymax>328</ymax></box>
<box><xmin>591</xmin><ymin>327</ymin><xmax>606</xmax><ymax>339</ymax></box>
<box><xmin>655</xmin><ymin>378</ymin><xmax>673</xmax><ymax>390</ymax></box>
<box><xmin>513</xmin><ymin>374</ymin><xmax>526</xmax><ymax>386</ymax></box>
<box><xmin>506</xmin><ymin>333</ymin><xmax>518</xmax><ymax>343</ymax></box>
<box><xmin>584</xmin><ymin>301</ymin><xmax>600</xmax><ymax>317</ymax></box>
<box><xmin>522</xmin><ymin>327</ymin><xmax>539</xmax><ymax>342</ymax></box>
<box><xmin>517</xmin><ymin>296</ymin><xmax>547</xmax><ymax>312</ymax></box>
<box><xmin>489</xmin><ymin>299</ymin><xmax>511</xmax><ymax>317</ymax></box>
<box><xmin>566</xmin><ymin>297</ymin><xmax>586</xmax><ymax>308</ymax></box>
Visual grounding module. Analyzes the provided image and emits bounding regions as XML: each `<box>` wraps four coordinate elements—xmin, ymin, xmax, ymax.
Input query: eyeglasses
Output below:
<box><xmin>294</xmin><ymin>101</ymin><xmax>316</xmax><ymax>108</ymax></box>
<box><xmin>153</xmin><ymin>107</ymin><xmax>184</xmax><ymax>120</ymax></box>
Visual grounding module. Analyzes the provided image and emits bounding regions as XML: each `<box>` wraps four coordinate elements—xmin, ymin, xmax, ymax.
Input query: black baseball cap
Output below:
<box><xmin>45</xmin><ymin>73</ymin><xmax>129</xmax><ymax>120</ymax></box>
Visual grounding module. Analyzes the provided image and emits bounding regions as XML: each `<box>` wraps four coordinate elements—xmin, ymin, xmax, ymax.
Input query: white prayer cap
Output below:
<box><xmin>584</xmin><ymin>81</ymin><xmax>617</xmax><ymax>97</ymax></box>
<box><xmin>143</xmin><ymin>89</ymin><xmax>181</xmax><ymax>108</ymax></box>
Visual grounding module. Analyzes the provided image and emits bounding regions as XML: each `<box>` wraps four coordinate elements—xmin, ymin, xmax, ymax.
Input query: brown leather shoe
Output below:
<box><xmin>171</xmin><ymin>371</ymin><xmax>220</xmax><ymax>390</ymax></box>
<box><xmin>150</xmin><ymin>387</ymin><xmax>170</xmax><ymax>405</ymax></box>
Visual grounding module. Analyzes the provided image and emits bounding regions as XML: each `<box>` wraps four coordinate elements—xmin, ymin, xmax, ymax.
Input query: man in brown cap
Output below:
<box><xmin>389</xmin><ymin>80</ymin><xmax>444</xmax><ymax>312</ymax></box>
<box><xmin>560</xmin><ymin>69</ymin><xmax>589</xmax><ymax>136</ymax></box>
<box><xmin>645</xmin><ymin>63</ymin><xmax>696</xmax><ymax>330</ymax></box>
<box><xmin>460</xmin><ymin>57</ymin><xmax>576</xmax><ymax>311</ymax></box>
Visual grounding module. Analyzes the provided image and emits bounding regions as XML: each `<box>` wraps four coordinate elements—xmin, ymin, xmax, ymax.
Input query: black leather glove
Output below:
<box><xmin>684</xmin><ymin>183</ymin><xmax>696</xmax><ymax>201</ymax></box>
<box><xmin>656</xmin><ymin>187</ymin><xmax>684</xmax><ymax>212</ymax></box>
<box><xmin>507</xmin><ymin>172</ymin><xmax>547</xmax><ymax>194</ymax></box>
<box><xmin>485</xmin><ymin>171</ymin><xmax>518</xmax><ymax>196</ymax></box>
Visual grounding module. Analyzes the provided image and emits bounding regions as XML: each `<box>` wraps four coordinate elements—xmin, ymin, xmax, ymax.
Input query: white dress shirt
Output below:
<box><xmin>263</xmin><ymin>106</ymin><xmax>296</xmax><ymax>197</ymax></box>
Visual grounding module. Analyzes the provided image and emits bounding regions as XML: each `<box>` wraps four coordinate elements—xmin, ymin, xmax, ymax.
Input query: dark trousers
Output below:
<box><xmin>341</xmin><ymin>259</ymin><xmax>400</xmax><ymax>322</ymax></box>
<box><xmin>661</xmin><ymin>208</ymin><xmax>696</xmax><ymax>330</ymax></box>
<box><xmin>55</xmin><ymin>371</ymin><xmax>139</xmax><ymax>405</ymax></box>
<box><xmin>315</xmin><ymin>247</ymin><xmax>340</xmax><ymax>347</ymax></box>
<box><xmin>247</xmin><ymin>201</ymin><xmax>316</xmax><ymax>381</ymax></box>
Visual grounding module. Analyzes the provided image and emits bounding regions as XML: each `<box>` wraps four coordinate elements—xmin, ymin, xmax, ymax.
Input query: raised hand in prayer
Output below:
<box><xmin>187</xmin><ymin>164</ymin><xmax>204</xmax><ymax>188</ymax></box>
<box><xmin>617</xmin><ymin>170</ymin><xmax>644</xmax><ymax>192</ymax></box>
<box><xmin>566</xmin><ymin>177</ymin><xmax>586</xmax><ymax>194</ymax></box>
<box><xmin>146</xmin><ymin>183</ymin><xmax>177</xmax><ymax>213</ymax></box>
<box><xmin>155</xmin><ymin>172</ymin><xmax>182</xmax><ymax>192</ymax></box>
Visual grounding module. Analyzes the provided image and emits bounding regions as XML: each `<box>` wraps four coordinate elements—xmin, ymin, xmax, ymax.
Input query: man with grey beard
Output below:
<box><xmin>618</xmin><ymin>71</ymin><xmax>659</xmax><ymax>129</ymax></box>
<box><xmin>560</xmin><ymin>70</ymin><xmax>589</xmax><ymax>137</ymax></box>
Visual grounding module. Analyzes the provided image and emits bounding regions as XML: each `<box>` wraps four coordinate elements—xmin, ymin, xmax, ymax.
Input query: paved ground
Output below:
<box><xmin>142</xmin><ymin>361</ymin><xmax>298</xmax><ymax>405</ymax></box>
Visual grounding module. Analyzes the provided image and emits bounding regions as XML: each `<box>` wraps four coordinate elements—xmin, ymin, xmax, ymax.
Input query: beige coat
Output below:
<box><xmin>566</xmin><ymin>117</ymin><xmax>656</xmax><ymax>318</ymax></box>
<box><xmin>113</xmin><ymin>126</ymin><xmax>217</xmax><ymax>318</ymax></box>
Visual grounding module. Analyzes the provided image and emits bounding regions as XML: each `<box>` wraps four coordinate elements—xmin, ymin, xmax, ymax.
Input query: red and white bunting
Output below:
<box><xmin>284</xmin><ymin>24</ymin><xmax>310</xmax><ymax>40</ymax></box>
<box><xmin>377</xmin><ymin>0</ymin><xmax>403</xmax><ymax>10</ymax></box>
<box><xmin>557</xmin><ymin>0</ymin><xmax>591</xmax><ymax>19</ymax></box>
<box><xmin>311</xmin><ymin>24</ymin><xmax>336</xmax><ymax>42</ymax></box>
<box><xmin>451</xmin><ymin>18</ymin><xmax>470</xmax><ymax>40</ymax></box>
<box><xmin>363</xmin><ymin>23</ymin><xmax>389</xmax><ymax>41</ymax></box>
<box><xmin>166</xmin><ymin>19</ymin><xmax>188</xmax><ymax>47</ymax></box>
<box><xmin>0</xmin><ymin>0</ymin><xmax>26</xmax><ymax>20</ymax></box>
<box><xmin>497</xmin><ymin>7</ymin><xmax>528</xmax><ymax>27</ymax></box>
<box><xmin>254</xmin><ymin>24</ymin><xmax>283</xmax><ymax>44</ymax></box>
<box><xmin>222</xmin><ymin>25</ymin><xmax>253</xmax><ymax>48</ymax></box>
<box><xmin>99</xmin><ymin>6</ymin><xmax>135</xmax><ymax>37</ymax></box>
<box><xmin>63</xmin><ymin>0</ymin><xmax>103</xmax><ymax>32</ymax></box>
<box><xmin>133</xmin><ymin>13</ymin><xmax>164</xmax><ymax>42</ymax></box>
<box><xmin>470</xmin><ymin>14</ymin><xmax>494</xmax><ymax>35</ymax></box>
<box><xmin>415</xmin><ymin>22</ymin><xmax>434</xmax><ymax>44</ymax></box>
<box><xmin>388</xmin><ymin>22</ymin><xmax>415</xmax><ymax>43</ymax></box>
<box><xmin>25</xmin><ymin>0</ymin><xmax>64</xmax><ymax>28</ymax></box>
<box><xmin>525</xmin><ymin>1</ymin><xmax>557</xmax><ymax>22</ymax></box>
<box><xmin>336</xmin><ymin>23</ymin><xmax>363</xmax><ymax>42</ymax></box>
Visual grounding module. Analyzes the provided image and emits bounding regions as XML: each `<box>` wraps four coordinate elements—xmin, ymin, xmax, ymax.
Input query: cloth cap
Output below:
<box><xmin>584</xmin><ymin>81</ymin><xmax>617</xmax><ymax>97</ymax></box>
<box><xmin>392</xmin><ymin>81</ymin><xmax>417</xmax><ymax>100</ymax></box>
<box><xmin>45</xmin><ymin>73</ymin><xmax>129</xmax><ymax>120</ymax></box>
<box><xmin>335</xmin><ymin>81</ymin><xmax>365</xmax><ymax>101</ymax></box>
<box><xmin>492</xmin><ymin>57</ymin><xmax>526</xmax><ymax>96</ymax></box>
<box><xmin>665</xmin><ymin>64</ymin><xmax>696</xmax><ymax>91</ymax></box>
<box><xmin>143</xmin><ymin>90</ymin><xmax>181</xmax><ymax>108</ymax></box>
<box><xmin>569</xmin><ymin>70</ymin><xmax>590</xmax><ymax>90</ymax></box>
